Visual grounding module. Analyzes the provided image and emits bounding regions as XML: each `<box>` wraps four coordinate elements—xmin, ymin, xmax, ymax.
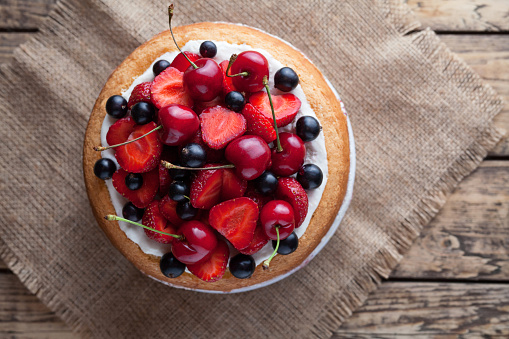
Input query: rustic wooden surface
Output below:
<box><xmin>1</xmin><ymin>0</ymin><xmax>508</xmax><ymax>337</ymax></box>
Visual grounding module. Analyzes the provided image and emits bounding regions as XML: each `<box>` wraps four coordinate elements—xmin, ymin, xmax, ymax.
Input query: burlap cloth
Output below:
<box><xmin>0</xmin><ymin>0</ymin><xmax>503</xmax><ymax>337</ymax></box>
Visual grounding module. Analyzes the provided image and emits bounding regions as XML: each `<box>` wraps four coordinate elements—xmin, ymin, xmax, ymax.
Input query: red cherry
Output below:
<box><xmin>229</xmin><ymin>51</ymin><xmax>269</xmax><ymax>93</ymax></box>
<box><xmin>184</xmin><ymin>58</ymin><xmax>223</xmax><ymax>102</ymax></box>
<box><xmin>270</xmin><ymin>132</ymin><xmax>306</xmax><ymax>176</ymax></box>
<box><xmin>260</xmin><ymin>200</ymin><xmax>295</xmax><ymax>240</ymax></box>
<box><xmin>171</xmin><ymin>220</ymin><xmax>218</xmax><ymax>265</ymax></box>
<box><xmin>157</xmin><ymin>104</ymin><xmax>200</xmax><ymax>146</ymax></box>
<box><xmin>225</xmin><ymin>135</ymin><xmax>271</xmax><ymax>180</ymax></box>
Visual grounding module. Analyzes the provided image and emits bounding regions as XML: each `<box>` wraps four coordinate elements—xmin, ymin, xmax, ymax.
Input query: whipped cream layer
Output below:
<box><xmin>100</xmin><ymin>41</ymin><xmax>329</xmax><ymax>266</ymax></box>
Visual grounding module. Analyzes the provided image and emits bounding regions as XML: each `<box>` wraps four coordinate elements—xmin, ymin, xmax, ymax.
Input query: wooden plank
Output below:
<box><xmin>439</xmin><ymin>34</ymin><xmax>509</xmax><ymax>156</ymax></box>
<box><xmin>334</xmin><ymin>281</ymin><xmax>509</xmax><ymax>338</ymax></box>
<box><xmin>0</xmin><ymin>0</ymin><xmax>56</xmax><ymax>30</ymax></box>
<box><xmin>0</xmin><ymin>272</ymin><xmax>75</xmax><ymax>338</ymax></box>
<box><xmin>392</xmin><ymin>161</ymin><xmax>509</xmax><ymax>280</ymax></box>
<box><xmin>0</xmin><ymin>260</ymin><xmax>6</xmax><ymax>270</ymax></box>
<box><xmin>0</xmin><ymin>32</ymin><xmax>33</xmax><ymax>64</ymax></box>
<box><xmin>408</xmin><ymin>0</ymin><xmax>509</xmax><ymax>32</ymax></box>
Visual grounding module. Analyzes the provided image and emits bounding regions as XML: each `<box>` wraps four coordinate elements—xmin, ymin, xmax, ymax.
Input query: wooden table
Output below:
<box><xmin>1</xmin><ymin>1</ymin><xmax>508</xmax><ymax>337</ymax></box>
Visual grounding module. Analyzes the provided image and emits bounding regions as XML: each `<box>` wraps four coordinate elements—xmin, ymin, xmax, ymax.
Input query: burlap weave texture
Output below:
<box><xmin>0</xmin><ymin>0</ymin><xmax>503</xmax><ymax>338</ymax></box>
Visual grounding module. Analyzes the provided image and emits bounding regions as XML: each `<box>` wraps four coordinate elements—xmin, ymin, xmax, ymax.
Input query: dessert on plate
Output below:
<box><xmin>83</xmin><ymin>5</ymin><xmax>351</xmax><ymax>292</ymax></box>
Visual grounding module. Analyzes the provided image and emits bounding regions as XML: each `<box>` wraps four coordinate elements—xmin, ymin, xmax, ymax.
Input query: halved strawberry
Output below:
<box><xmin>239</xmin><ymin>222</ymin><xmax>269</xmax><ymax>255</ymax></box>
<box><xmin>170</xmin><ymin>51</ymin><xmax>200</xmax><ymax>73</ymax></box>
<box><xmin>209</xmin><ymin>197</ymin><xmax>258</xmax><ymax>250</ymax></box>
<box><xmin>242</xmin><ymin>103</ymin><xmax>276</xmax><ymax>143</ymax></box>
<box><xmin>112</xmin><ymin>168</ymin><xmax>159</xmax><ymax>208</ymax></box>
<box><xmin>221</xmin><ymin>168</ymin><xmax>247</xmax><ymax>201</ymax></box>
<box><xmin>115</xmin><ymin>121</ymin><xmax>162</xmax><ymax>173</ymax></box>
<box><xmin>142</xmin><ymin>201</ymin><xmax>178</xmax><ymax>244</ymax></box>
<box><xmin>249</xmin><ymin>91</ymin><xmax>301</xmax><ymax>127</ymax></box>
<box><xmin>151</xmin><ymin>67</ymin><xmax>193</xmax><ymax>109</ymax></box>
<box><xmin>159</xmin><ymin>195</ymin><xmax>185</xmax><ymax>227</ymax></box>
<box><xmin>276</xmin><ymin>177</ymin><xmax>308</xmax><ymax>227</ymax></box>
<box><xmin>188</xmin><ymin>239</ymin><xmax>229</xmax><ymax>282</ymax></box>
<box><xmin>128</xmin><ymin>82</ymin><xmax>152</xmax><ymax>109</ymax></box>
<box><xmin>219</xmin><ymin>60</ymin><xmax>237</xmax><ymax>95</ymax></box>
<box><xmin>190</xmin><ymin>164</ymin><xmax>224</xmax><ymax>209</ymax></box>
<box><xmin>159</xmin><ymin>147</ymin><xmax>178</xmax><ymax>195</ymax></box>
<box><xmin>106</xmin><ymin>116</ymin><xmax>136</xmax><ymax>146</ymax></box>
<box><xmin>200</xmin><ymin>106</ymin><xmax>247</xmax><ymax>149</ymax></box>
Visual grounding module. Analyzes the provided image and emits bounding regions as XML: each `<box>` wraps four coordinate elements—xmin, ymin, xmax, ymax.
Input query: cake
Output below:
<box><xmin>83</xmin><ymin>8</ymin><xmax>350</xmax><ymax>293</ymax></box>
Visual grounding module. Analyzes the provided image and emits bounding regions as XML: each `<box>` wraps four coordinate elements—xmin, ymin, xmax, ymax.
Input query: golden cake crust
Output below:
<box><xmin>83</xmin><ymin>22</ymin><xmax>350</xmax><ymax>292</ymax></box>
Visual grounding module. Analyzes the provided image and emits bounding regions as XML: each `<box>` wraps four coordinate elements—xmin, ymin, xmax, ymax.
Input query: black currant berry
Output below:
<box><xmin>169</xmin><ymin>180</ymin><xmax>190</xmax><ymax>202</ymax></box>
<box><xmin>199</xmin><ymin>41</ymin><xmax>217</xmax><ymax>58</ymax></box>
<box><xmin>153</xmin><ymin>59</ymin><xmax>171</xmax><ymax>76</ymax></box>
<box><xmin>274</xmin><ymin>67</ymin><xmax>299</xmax><ymax>92</ymax></box>
<box><xmin>254</xmin><ymin>171</ymin><xmax>278</xmax><ymax>195</ymax></box>
<box><xmin>93</xmin><ymin>158</ymin><xmax>116</xmax><ymax>180</ymax></box>
<box><xmin>229</xmin><ymin>254</ymin><xmax>256</xmax><ymax>279</ymax></box>
<box><xmin>125</xmin><ymin>173</ymin><xmax>143</xmax><ymax>190</ymax></box>
<box><xmin>273</xmin><ymin>232</ymin><xmax>298</xmax><ymax>255</ymax></box>
<box><xmin>296</xmin><ymin>116</ymin><xmax>321</xmax><ymax>142</ymax></box>
<box><xmin>224</xmin><ymin>91</ymin><xmax>246</xmax><ymax>112</ymax></box>
<box><xmin>297</xmin><ymin>164</ymin><xmax>323</xmax><ymax>189</ymax></box>
<box><xmin>131</xmin><ymin>102</ymin><xmax>155</xmax><ymax>125</ymax></box>
<box><xmin>169</xmin><ymin>163</ymin><xmax>191</xmax><ymax>181</ymax></box>
<box><xmin>105</xmin><ymin>95</ymin><xmax>127</xmax><ymax>119</ymax></box>
<box><xmin>176</xmin><ymin>201</ymin><xmax>198</xmax><ymax>221</ymax></box>
<box><xmin>160</xmin><ymin>253</ymin><xmax>186</xmax><ymax>278</ymax></box>
<box><xmin>122</xmin><ymin>202</ymin><xmax>144</xmax><ymax>222</ymax></box>
<box><xmin>180</xmin><ymin>143</ymin><xmax>207</xmax><ymax>168</ymax></box>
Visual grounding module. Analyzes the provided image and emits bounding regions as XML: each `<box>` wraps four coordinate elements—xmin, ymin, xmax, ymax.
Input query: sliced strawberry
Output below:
<box><xmin>170</xmin><ymin>51</ymin><xmax>200</xmax><ymax>73</ymax></box>
<box><xmin>106</xmin><ymin>116</ymin><xmax>136</xmax><ymax>146</ymax></box>
<box><xmin>159</xmin><ymin>195</ymin><xmax>185</xmax><ymax>227</ymax></box>
<box><xmin>128</xmin><ymin>82</ymin><xmax>152</xmax><ymax>109</ymax></box>
<box><xmin>200</xmin><ymin>106</ymin><xmax>247</xmax><ymax>149</ymax></box>
<box><xmin>276</xmin><ymin>177</ymin><xmax>308</xmax><ymax>227</ymax></box>
<box><xmin>242</xmin><ymin>103</ymin><xmax>276</xmax><ymax>143</ymax></box>
<box><xmin>142</xmin><ymin>201</ymin><xmax>178</xmax><ymax>244</ymax></box>
<box><xmin>151</xmin><ymin>67</ymin><xmax>193</xmax><ymax>109</ymax></box>
<box><xmin>194</xmin><ymin>96</ymin><xmax>224</xmax><ymax>115</ymax></box>
<box><xmin>188</xmin><ymin>239</ymin><xmax>229</xmax><ymax>282</ymax></box>
<box><xmin>112</xmin><ymin>168</ymin><xmax>159</xmax><ymax>208</ymax></box>
<box><xmin>190</xmin><ymin>164</ymin><xmax>224</xmax><ymax>209</ymax></box>
<box><xmin>221</xmin><ymin>168</ymin><xmax>247</xmax><ymax>201</ymax></box>
<box><xmin>244</xmin><ymin>185</ymin><xmax>273</xmax><ymax>211</ymax></box>
<box><xmin>159</xmin><ymin>147</ymin><xmax>178</xmax><ymax>195</ymax></box>
<box><xmin>209</xmin><ymin>197</ymin><xmax>258</xmax><ymax>250</ymax></box>
<box><xmin>240</xmin><ymin>222</ymin><xmax>269</xmax><ymax>255</ymax></box>
<box><xmin>219</xmin><ymin>60</ymin><xmax>237</xmax><ymax>95</ymax></box>
<box><xmin>249</xmin><ymin>91</ymin><xmax>301</xmax><ymax>127</ymax></box>
<box><xmin>115</xmin><ymin>121</ymin><xmax>162</xmax><ymax>173</ymax></box>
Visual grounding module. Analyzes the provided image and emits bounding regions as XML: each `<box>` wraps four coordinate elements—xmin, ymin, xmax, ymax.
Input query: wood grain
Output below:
<box><xmin>407</xmin><ymin>0</ymin><xmax>509</xmax><ymax>32</ymax></box>
<box><xmin>392</xmin><ymin>161</ymin><xmax>509</xmax><ymax>280</ymax></box>
<box><xmin>0</xmin><ymin>0</ymin><xmax>56</xmax><ymax>30</ymax></box>
<box><xmin>0</xmin><ymin>272</ymin><xmax>75</xmax><ymax>338</ymax></box>
<box><xmin>333</xmin><ymin>281</ymin><xmax>509</xmax><ymax>338</ymax></box>
<box><xmin>0</xmin><ymin>33</ymin><xmax>33</xmax><ymax>64</ymax></box>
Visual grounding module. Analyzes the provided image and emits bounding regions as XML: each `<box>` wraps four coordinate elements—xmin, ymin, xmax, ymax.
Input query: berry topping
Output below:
<box><xmin>157</xmin><ymin>104</ymin><xmax>200</xmax><ymax>146</ymax></box>
<box><xmin>239</xmin><ymin>223</ymin><xmax>270</xmax><ymax>255</ymax></box>
<box><xmin>270</xmin><ymin>132</ymin><xmax>306</xmax><ymax>176</ymax></box>
<box><xmin>106</xmin><ymin>116</ymin><xmax>137</xmax><ymax>146</ymax></box>
<box><xmin>249</xmin><ymin>91</ymin><xmax>301</xmax><ymax>128</ymax></box>
<box><xmin>122</xmin><ymin>202</ymin><xmax>144</xmax><ymax>222</ymax></box>
<box><xmin>193</xmin><ymin>96</ymin><xmax>224</xmax><ymax>115</ymax></box>
<box><xmin>225</xmin><ymin>135</ymin><xmax>271</xmax><ymax>180</ymax></box>
<box><xmin>219</xmin><ymin>60</ymin><xmax>237</xmax><ymax>94</ymax></box>
<box><xmin>171</xmin><ymin>220</ymin><xmax>218</xmax><ymax>265</ymax></box>
<box><xmin>131</xmin><ymin>102</ymin><xmax>156</xmax><ymax>125</ymax></box>
<box><xmin>200</xmin><ymin>106</ymin><xmax>247</xmax><ymax>149</ymax></box>
<box><xmin>229</xmin><ymin>254</ymin><xmax>256</xmax><ymax>279</ymax></box>
<box><xmin>93</xmin><ymin>158</ymin><xmax>116</xmax><ymax>180</ymax></box>
<box><xmin>188</xmin><ymin>239</ymin><xmax>229</xmax><ymax>282</ymax></box>
<box><xmin>125</xmin><ymin>172</ymin><xmax>143</xmax><ymax>190</ymax></box>
<box><xmin>209</xmin><ymin>197</ymin><xmax>258</xmax><ymax>250</ymax></box>
<box><xmin>260</xmin><ymin>200</ymin><xmax>295</xmax><ymax>240</ymax></box>
<box><xmin>112</xmin><ymin>168</ymin><xmax>159</xmax><ymax>208</ymax></box>
<box><xmin>253</xmin><ymin>170</ymin><xmax>278</xmax><ymax>195</ymax></box>
<box><xmin>168</xmin><ymin>163</ymin><xmax>192</xmax><ymax>181</ymax></box>
<box><xmin>128</xmin><ymin>82</ymin><xmax>152</xmax><ymax>109</ymax></box>
<box><xmin>180</xmin><ymin>143</ymin><xmax>207</xmax><ymax>168</ymax></box>
<box><xmin>160</xmin><ymin>252</ymin><xmax>186</xmax><ymax>278</ymax></box>
<box><xmin>244</xmin><ymin>185</ymin><xmax>273</xmax><ymax>211</ymax></box>
<box><xmin>159</xmin><ymin>195</ymin><xmax>185</xmax><ymax>226</ymax></box>
<box><xmin>176</xmin><ymin>200</ymin><xmax>198</xmax><ymax>221</ymax></box>
<box><xmin>273</xmin><ymin>232</ymin><xmax>298</xmax><ymax>255</ymax></box>
<box><xmin>115</xmin><ymin>121</ymin><xmax>162</xmax><ymax>173</ymax></box>
<box><xmin>105</xmin><ymin>95</ymin><xmax>127</xmax><ymax>119</ymax></box>
<box><xmin>153</xmin><ymin>60</ymin><xmax>171</xmax><ymax>77</ymax></box>
<box><xmin>241</xmin><ymin>103</ymin><xmax>276</xmax><ymax>143</ymax></box>
<box><xmin>158</xmin><ymin>147</ymin><xmax>178</xmax><ymax>195</ymax></box>
<box><xmin>296</xmin><ymin>116</ymin><xmax>321</xmax><ymax>142</ymax></box>
<box><xmin>221</xmin><ymin>168</ymin><xmax>247</xmax><ymax>201</ymax></box>
<box><xmin>170</xmin><ymin>51</ymin><xmax>200</xmax><ymax>73</ymax></box>
<box><xmin>297</xmin><ymin>164</ymin><xmax>323</xmax><ymax>189</ymax></box>
<box><xmin>227</xmin><ymin>51</ymin><xmax>269</xmax><ymax>93</ymax></box>
<box><xmin>276</xmin><ymin>177</ymin><xmax>308</xmax><ymax>227</ymax></box>
<box><xmin>274</xmin><ymin>67</ymin><xmax>299</xmax><ymax>92</ymax></box>
<box><xmin>190</xmin><ymin>165</ymin><xmax>223</xmax><ymax>209</ymax></box>
<box><xmin>142</xmin><ymin>200</ymin><xmax>178</xmax><ymax>244</ymax></box>
<box><xmin>199</xmin><ymin>41</ymin><xmax>217</xmax><ymax>58</ymax></box>
<box><xmin>224</xmin><ymin>91</ymin><xmax>246</xmax><ymax>112</ymax></box>
<box><xmin>151</xmin><ymin>67</ymin><xmax>193</xmax><ymax>109</ymax></box>
<box><xmin>184</xmin><ymin>58</ymin><xmax>224</xmax><ymax>102</ymax></box>
<box><xmin>168</xmin><ymin>180</ymin><xmax>190</xmax><ymax>202</ymax></box>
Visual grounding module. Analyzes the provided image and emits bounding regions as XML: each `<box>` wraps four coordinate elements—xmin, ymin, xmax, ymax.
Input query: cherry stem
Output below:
<box><xmin>225</xmin><ymin>54</ymin><xmax>249</xmax><ymax>78</ymax></box>
<box><xmin>94</xmin><ymin>125</ymin><xmax>162</xmax><ymax>151</ymax></box>
<box><xmin>168</xmin><ymin>4</ymin><xmax>198</xmax><ymax>70</ymax></box>
<box><xmin>263</xmin><ymin>227</ymin><xmax>279</xmax><ymax>270</ymax></box>
<box><xmin>161</xmin><ymin>161</ymin><xmax>235</xmax><ymax>171</ymax></box>
<box><xmin>263</xmin><ymin>75</ymin><xmax>283</xmax><ymax>152</ymax></box>
<box><xmin>105</xmin><ymin>215</ymin><xmax>183</xmax><ymax>239</ymax></box>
